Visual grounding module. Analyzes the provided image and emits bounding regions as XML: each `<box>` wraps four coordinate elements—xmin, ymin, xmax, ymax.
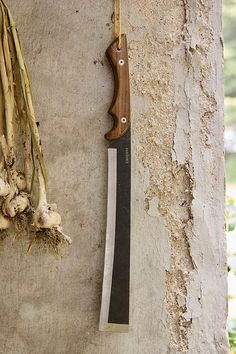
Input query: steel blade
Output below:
<box><xmin>99</xmin><ymin>130</ymin><xmax>131</xmax><ymax>332</ymax></box>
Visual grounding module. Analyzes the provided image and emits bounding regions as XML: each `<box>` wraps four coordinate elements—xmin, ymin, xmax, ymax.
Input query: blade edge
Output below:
<box><xmin>99</xmin><ymin>148</ymin><xmax>117</xmax><ymax>331</ymax></box>
<box><xmin>99</xmin><ymin>323</ymin><xmax>129</xmax><ymax>333</ymax></box>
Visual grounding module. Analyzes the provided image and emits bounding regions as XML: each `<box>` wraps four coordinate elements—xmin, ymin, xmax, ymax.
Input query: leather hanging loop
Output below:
<box><xmin>114</xmin><ymin>0</ymin><xmax>121</xmax><ymax>49</ymax></box>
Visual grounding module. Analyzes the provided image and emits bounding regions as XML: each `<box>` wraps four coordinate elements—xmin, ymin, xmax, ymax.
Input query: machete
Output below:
<box><xmin>99</xmin><ymin>34</ymin><xmax>131</xmax><ymax>333</ymax></box>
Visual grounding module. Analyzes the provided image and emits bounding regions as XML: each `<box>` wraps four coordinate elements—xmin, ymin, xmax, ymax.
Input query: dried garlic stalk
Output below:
<box><xmin>0</xmin><ymin>1</ymin><xmax>71</xmax><ymax>252</ymax></box>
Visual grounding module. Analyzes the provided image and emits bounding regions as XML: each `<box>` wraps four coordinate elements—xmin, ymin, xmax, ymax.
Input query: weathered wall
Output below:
<box><xmin>0</xmin><ymin>1</ymin><xmax>228</xmax><ymax>353</ymax></box>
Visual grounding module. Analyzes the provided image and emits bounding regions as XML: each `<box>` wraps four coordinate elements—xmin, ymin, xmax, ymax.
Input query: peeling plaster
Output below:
<box><xmin>132</xmin><ymin>0</ymin><xmax>228</xmax><ymax>352</ymax></box>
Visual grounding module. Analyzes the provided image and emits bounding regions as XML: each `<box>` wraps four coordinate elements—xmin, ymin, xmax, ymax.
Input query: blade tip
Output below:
<box><xmin>99</xmin><ymin>323</ymin><xmax>129</xmax><ymax>333</ymax></box>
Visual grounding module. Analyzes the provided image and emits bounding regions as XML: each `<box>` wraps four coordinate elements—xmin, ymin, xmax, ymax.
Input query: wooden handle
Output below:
<box><xmin>105</xmin><ymin>34</ymin><xmax>130</xmax><ymax>141</ymax></box>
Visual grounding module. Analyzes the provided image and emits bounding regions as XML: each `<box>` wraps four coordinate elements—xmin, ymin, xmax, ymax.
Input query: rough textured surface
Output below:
<box><xmin>0</xmin><ymin>1</ymin><xmax>228</xmax><ymax>353</ymax></box>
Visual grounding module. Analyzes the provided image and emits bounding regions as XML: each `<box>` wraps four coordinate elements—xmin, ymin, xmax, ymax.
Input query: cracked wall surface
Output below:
<box><xmin>0</xmin><ymin>1</ymin><xmax>228</xmax><ymax>353</ymax></box>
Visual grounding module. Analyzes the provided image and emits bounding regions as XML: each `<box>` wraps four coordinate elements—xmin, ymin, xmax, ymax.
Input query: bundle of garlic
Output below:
<box><xmin>0</xmin><ymin>1</ymin><xmax>71</xmax><ymax>252</ymax></box>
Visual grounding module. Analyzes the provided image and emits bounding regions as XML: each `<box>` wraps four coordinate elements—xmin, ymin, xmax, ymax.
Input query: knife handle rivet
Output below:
<box><xmin>119</xmin><ymin>59</ymin><xmax>125</xmax><ymax>66</ymax></box>
<box><xmin>121</xmin><ymin>117</ymin><xmax>127</xmax><ymax>124</ymax></box>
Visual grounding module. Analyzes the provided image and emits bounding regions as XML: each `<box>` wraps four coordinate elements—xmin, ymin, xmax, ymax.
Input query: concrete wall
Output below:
<box><xmin>0</xmin><ymin>1</ymin><xmax>228</xmax><ymax>353</ymax></box>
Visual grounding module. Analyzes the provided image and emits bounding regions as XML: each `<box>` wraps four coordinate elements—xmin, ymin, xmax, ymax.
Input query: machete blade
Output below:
<box><xmin>99</xmin><ymin>130</ymin><xmax>131</xmax><ymax>332</ymax></box>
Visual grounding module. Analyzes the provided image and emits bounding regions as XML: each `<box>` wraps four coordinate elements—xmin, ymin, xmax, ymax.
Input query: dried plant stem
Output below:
<box><xmin>0</xmin><ymin>81</ymin><xmax>4</xmax><ymax>137</ymax></box>
<box><xmin>0</xmin><ymin>70</ymin><xmax>5</xmax><ymax>170</ymax></box>
<box><xmin>0</xmin><ymin>134</ymin><xmax>9</xmax><ymax>163</ymax></box>
<box><xmin>0</xmin><ymin>160</ymin><xmax>4</xmax><ymax>172</ymax></box>
<box><xmin>38</xmin><ymin>167</ymin><xmax>47</xmax><ymax>206</ymax></box>
<box><xmin>22</xmin><ymin>120</ymin><xmax>32</xmax><ymax>193</ymax></box>
<box><xmin>5</xmin><ymin>7</ymin><xmax>47</xmax><ymax>186</ymax></box>
<box><xmin>0</xmin><ymin>8</ymin><xmax>14</xmax><ymax>152</ymax></box>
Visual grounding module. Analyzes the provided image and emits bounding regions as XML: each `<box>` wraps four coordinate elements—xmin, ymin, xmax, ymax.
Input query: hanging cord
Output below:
<box><xmin>114</xmin><ymin>0</ymin><xmax>121</xmax><ymax>49</ymax></box>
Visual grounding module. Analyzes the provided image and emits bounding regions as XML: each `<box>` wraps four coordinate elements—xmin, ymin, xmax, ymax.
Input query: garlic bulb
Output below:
<box><xmin>2</xmin><ymin>192</ymin><xmax>29</xmax><ymax>218</ymax></box>
<box><xmin>0</xmin><ymin>213</ymin><xmax>10</xmax><ymax>229</ymax></box>
<box><xmin>0</xmin><ymin>176</ymin><xmax>10</xmax><ymax>197</ymax></box>
<box><xmin>33</xmin><ymin>203</ymin><xmax>61</xmax><ymax>229</ymax></box>
<box><xmin>14</xmin><ymin>171</ymin><xmax>26</xmax><ymax>191</ymax></box>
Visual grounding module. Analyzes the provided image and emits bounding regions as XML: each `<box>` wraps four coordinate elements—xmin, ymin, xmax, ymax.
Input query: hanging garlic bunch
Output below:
<box><xmin>0</xmin><ymin>1</ymin><xmax>71</xmax><ymax>252</ymax></box>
